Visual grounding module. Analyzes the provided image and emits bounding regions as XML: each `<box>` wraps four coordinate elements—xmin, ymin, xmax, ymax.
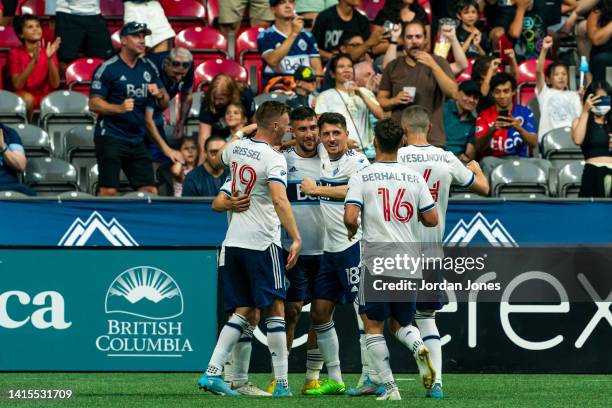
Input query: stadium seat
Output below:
<box><xmin>100</xmin><ymin>0</ymin><xmax>124</xmax><ymax>34</ymax></box>
<box><xmin>456</xmin><ymin>58</ymin><xmax>475</xmax><ymax>83</ymax></box>
<box><xmin>490</xmin><ymin>160</ymin><xmax>549</xmax><ymax>197</ymax></box>
<box><xmin>517</xmin><ymin>59</ymin><xmax>551</xmax><ymax>105</ymax></box>
<box><xmin>88</xmin><ymin>164</ymin><xmax>131</xmax><ymax>195</ymax></box>
<box><xmin>159</xmin><ymin>0</ymin><xmax>207</xmax><ymax>33</ymax></box>
<box><xmin>0</xmin><ymin>190</ymin><xmax>29</xmax><ymax>199</ymax></box>
<box><xmin>57</xmin><ymin>191</ymin><xmax>95</xmax><ymax>199</ymax></box>
<box><xmin>64</xmin><ymin>125</ymin><xmax>96</xmax><ymax>191</ymax></box>
<box><xmin>40</xmin><ymin>91</ymin><xmax>96</xmax><ymax>158</ymax></box>
<box><xmin>358</xmin><ymin>0</ymin><xmax>384</xmax><ymax>20</ymax></box>
<box><xmin>236</xmin><ymin>27</ymin><xmax>266</xmax><ymax>93</ymax></box>
<box><xmin>0</xmin><ymin>26</ymin><xmax>22</xmax><ymax>89</ymax></box>
<box><xmin>557</xmin><ymin>160</ymin><xmax>584</xmax><ymax>198</ymax></box>
<box><xmin>205</xmin><ymin>0</ymin><xmax>219</xmax><ymax>27</ymax></box>
<box><xmin>540</xmin><ymin>127</ymin><xmax>582</xmax><ymax>169</ymax></box>
<box><xmin>174</xmin><ymin>27</ymin><xmax>228</xmax><ymax>68</ymax></box>
<box><xmin>254</xmin><ymin>92</ymin><xmax>290</xmax><ymax>108</ymax></box>
<box><xmin>65</xmin><ymin>58</ymin><xmax>106</xmax><ymax>95</ymax></box>
<box><xmin>185</xmin><ymin>91</ymin><xmax>202</xmax><ymax>137</ymax></box>
<box><xmin>123</xmin><ymin>191</ymin><xmax>159</xmax><ymax>199</ymax></box>
<box><xmin>527</xmin><ymin>96</ymin><xmax>540</xmax><ymax>127</ymax></box>
<box><xmin>19</xmin><ymin>0</ymin><xmax>45</xmax><ymax>15</ymax></box>
<box><xmin>110</xmin><ymin>29</ymin><xmax>121</xmax><ymax>51</ymax></box>
<box><xmin>194</xmin><ymin>59</ymin><xmax>248</xmax><ymax>91</ymax></box>
<box><xmin>10</xmin><ymin>124</ymin><xmax>51</xmax><ymax>157</ymax></box>
<box><xmin>25</xmin><ymin>157</ymin><xmax>79</xmax><ymax>196</ymax></box>
<box><xmin>0</xmin><ymin>90</ymin><xmax>27</xmax><ymax>124</ymax></box>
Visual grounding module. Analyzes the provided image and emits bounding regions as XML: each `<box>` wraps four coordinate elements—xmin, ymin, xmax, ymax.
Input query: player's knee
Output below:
<box><xmin>21</xmin><ymin>92</ymin><xmax>35</xmax><ymax>111</ymax></box>
<box><xmin>264</xmin><ymin>298</ymin><xmax>285</xmax><ymax>318</ymax></box>
<box><xmin>310</xmin><ymin>307</ymin><xmax>331</xmax><ymax>326</ymax></box>
<box><xmin>285</xmin><ymin>302</ymin><xmax>302</xmax><ymax>324</ymax></box>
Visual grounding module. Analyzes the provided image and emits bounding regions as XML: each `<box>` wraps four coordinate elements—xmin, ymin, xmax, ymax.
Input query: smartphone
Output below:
<box><xmin>595</xmin><ymin>95</ymin><xmax>611</xmax><ymax>107</ymax></box>
<box><xmin>498</xmin><ymin>109</ymin><xmax>509</xmax><ymax>118</ymax></box>
<box><xmin>303</xmin><ymin>18</ymin><xmax>314</xmax><ymax>29</ymax></box>
<box><xmin>383</xmin><ymin>20</ymin><xmax>394</xmax><ymax>34</ymax></box>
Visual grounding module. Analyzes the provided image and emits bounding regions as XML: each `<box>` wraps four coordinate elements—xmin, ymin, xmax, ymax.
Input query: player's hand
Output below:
<box><xmin>466</xmin><ymin>160</ymin><xmax>483</xmax><ymax>175</ymax></box>
<box><xmin>394</xmin><ymin>91</ymin><xmax>413</xmax><ymax>106</ymax></box>
<box><xmin>147</xmin><ymin>83</ymin><xmax>162</xmax><ymax>99</ymax></box>
<box><xmin>413</xmin><ymin>50</ymin><xmax>436</xmax><ymax>68</ymax></box>
<box><xmin>299</xmin><ymin>178</ymin><xmax>318</xmax><ymax>196</ymax></box>
<box><xmin>285</xmin><ymin>238</ymin><xmax>302</xmax><ymax>269</ymax></box>
<box><xmin>347</xmin><ymin>227</ymin><xmax>357</xmax><ymax>241</ymax></box>
<box><xmin>230</xmin><ymin>191</ymin><xmax>251</xmax><ymax>212</ymax></box>
<box><xmin>121</xmin><ymin>98</ymin><xmax>135</xmax><ymax>113</ymax></box>
<box><xmin>366</xmin><ymin>73</ymin><xmax>381</xmax><ymax>92</ymax></box>
<box><xmin>291</xmin><ymin>15</ymin><xmax>304</xmax><ymax>36</ymax></box>
<box><xmin>165</xmin><ymin>148</ymin><xmax>185</xmax><ymax>164</ymax></box>
<box><xmin>46</xmin><ymin>37</ymin><xmax>61</xmax><ymax>58</ymax></box>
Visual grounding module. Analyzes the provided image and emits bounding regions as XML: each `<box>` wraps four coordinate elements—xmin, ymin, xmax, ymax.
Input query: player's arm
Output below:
<box><xmin>465</xmin><ymin>160</ymin><xmax>490</xmax><ymax>196</ymax></box>
<box><xmin>212</xmin><ymin>190</ymin><xmax>251</xmax><ymax>213</ymax></box>
<box><xmin>417</xmin><ymin>176</ymin><xmax>438</xmax><ymax>227</ymax></box>
<box><xmin>418</xmin><ymin>206</ymin><xmax>438</xmax><ymax>227</ymax></box>
<box><xmin>269</xmin><ymin>182</ymin><xmax>302</xmax><ymax>269</ymax></box>
<box><xmin>344</xmin><ymin>204</ymin><xmax>361</xmax><ymax>241</ymax></box>
<box><xmin>300</xmin><ymin>178</ymin><xmax>347</xmax><ymax>200</ymax></box>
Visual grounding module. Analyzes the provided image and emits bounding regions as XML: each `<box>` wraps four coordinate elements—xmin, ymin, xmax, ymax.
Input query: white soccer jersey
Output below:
<box><xmin>346</xmin><ymin>162</ymin><xmax>435</xmax><ymax>243</ymax></box>
<box><xmin>221</xmin><ymin>138</ymin><xmax>288</xmax><ymax>250</ymax></box>
<box><xmin>282</xmin><ymin>147</ymin><xmax>324</xmax><ymax>255</ymax></box>
<box><xmin>398</xmin><ymin>144</ymin><xmax>475</xmax><ymax>242</ymax></box>
<box><xmin>319</xmin><ymin>145</ymin><xmax>370</xmax><ymax>252</ymax></box>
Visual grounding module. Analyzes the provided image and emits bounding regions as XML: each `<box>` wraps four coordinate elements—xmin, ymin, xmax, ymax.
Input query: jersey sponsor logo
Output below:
<box><xmin>58</xmin><ymin>211</ymin><xmax>138</xmax><ymax>247</ymax></box>
<box><xmin>444</xmin><ymin>212</ymin><xmax>518</xmax><ymax>247</ymax></box>
<box><xmin>126</xmin><ymin>84</ymin><xmax>148</xmax><ymax>98</ymax></box>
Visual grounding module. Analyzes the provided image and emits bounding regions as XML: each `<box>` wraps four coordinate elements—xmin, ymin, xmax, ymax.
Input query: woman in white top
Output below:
<box><xmin>315</xmin><ymin>53</ymin><xmax>384</xmax><ymax>151</ymax></box>
<box><xmin>536</xmin><ymin>35</ymin><xmax>583</xmax><ymax>144</ymax></box>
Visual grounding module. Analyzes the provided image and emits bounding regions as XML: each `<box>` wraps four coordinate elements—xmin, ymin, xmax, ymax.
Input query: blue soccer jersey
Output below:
<box><xmin>91</xmin><ymin>55</ymin><xmax>165</xmax><ymax>142</ymax></box>
<box><xmin>257</xmin><ymin>25</ymin><xmax>319</xmax><ymax>87</ymax></box>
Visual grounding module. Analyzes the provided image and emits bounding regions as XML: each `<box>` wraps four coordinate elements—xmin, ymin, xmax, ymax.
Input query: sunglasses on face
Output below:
<box><xmin>170</xmin><ymin>60</ymin><xmax>191</xmax><ymax>69</ymax></box>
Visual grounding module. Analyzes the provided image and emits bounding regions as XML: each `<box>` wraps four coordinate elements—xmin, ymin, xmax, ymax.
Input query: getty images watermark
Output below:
<box><xmin>360</xmin><ymin>243</ymin><xmax>612</xmax><ymax>303</ymax></box>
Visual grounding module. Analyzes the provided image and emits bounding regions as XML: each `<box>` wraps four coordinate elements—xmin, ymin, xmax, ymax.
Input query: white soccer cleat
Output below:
<box><xmin>232</xmin><ymin>382</ymin><xmax>271</xmax><ymax>396</ymax></box>
<box><xmin>376</xmin><ymin>389</ymin><xmax>401</xmax><ymax>400</ymax></box>
<box><xmin>415</xmin><ymin>346</ymin><xmax>436</xmax><ymax>389</ymax></box>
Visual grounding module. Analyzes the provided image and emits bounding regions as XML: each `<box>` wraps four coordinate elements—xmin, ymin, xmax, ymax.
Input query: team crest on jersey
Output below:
<box><xmin>143</xmin><ymin>71</ymin><xmax>151</xmax><ymax>82</ymax></box>
<box><xmin>298</xmin><ymin>39</ymin><xmax>308</xmax><ymax>51</ymax></box>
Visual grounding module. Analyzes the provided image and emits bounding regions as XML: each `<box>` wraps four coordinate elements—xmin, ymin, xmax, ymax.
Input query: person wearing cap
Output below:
<box><xmin>123</xmin><ymin>0</ymin><xmax>175</xmax><ymax>52</ymax></box>
<box><xmin>443</xmin><ymin>80</ymin><xmax>481</xmax><ymax>162</ymax></box>
<box><xmin>287</xmin><ymin>65</ymin><xmax>318</xmax><ymax>109</ymax></box>
<box><xmin>144</xmin><ymin>47</ymin><xmax>196</xmax><ymax>169</ymax></box>
<box><xmin>89</xmin><ymin>22</ymin><xmax>169</xmax><ymax>196</ymax></box>
<box><xmin>258</xmin><ymin>0</ymin><xmax>322</xmax><ymax>93</ymax></box>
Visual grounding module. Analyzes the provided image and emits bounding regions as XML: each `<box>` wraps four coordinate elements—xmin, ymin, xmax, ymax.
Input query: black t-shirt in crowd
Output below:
<box><xmin>456</xmin><ymin>25</ymin><xmax>490</xmax><ymax>58</ymax></box>
<box><xmin>312</xmin><ymin>6</ymin><xmax>370</xmax><ymax>53</ymax></box>
<box><xmin>373</xmin><ymin>4</ymin><xmax>429</xmax><ymax>27</ymax></box>
<box><xmin>198</xmin><ymin>88</ymin><xmax>256</xmax><ymax>140</ymax></box>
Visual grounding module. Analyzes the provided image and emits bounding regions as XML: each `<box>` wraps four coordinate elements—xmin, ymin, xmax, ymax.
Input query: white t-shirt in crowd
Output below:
<box><xmin>536</xmin><ymin>85</ymin><xmax>582</xmax><ymax>142</ymax></box>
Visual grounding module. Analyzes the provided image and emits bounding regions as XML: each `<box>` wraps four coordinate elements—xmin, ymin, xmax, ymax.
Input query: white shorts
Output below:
<box><xmin>123</xmin><ymin>1</ymin><xmax>176</xmax><ymax>48</ymax></box>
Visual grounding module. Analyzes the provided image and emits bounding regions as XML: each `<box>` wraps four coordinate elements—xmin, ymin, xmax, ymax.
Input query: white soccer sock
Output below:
<box><xmin>206</xmin><ymin>313</ymin><xmax>249</xmax><ymax>376</ymax></box>
<box><xmin>354</xmin><ymin>302</ymin><xmax>377</xmax><ymax>385</ymax></box>
<box><xmin>415</xmin><ymin>311</ymin><xmax>442</xmax><ymax>385</ymax></box>
<box><xmin>305</xmin><ymin>348</ymin><xmax>324</xmax><ymax>380</ymax></box>
<box><xmin>230</xmin><ymin>324</ymin><xmax>254</xmax><ymax>386</ymax></box>
<box><xmin>313</xmin><ymin>321</ymin><xmax>343</xmax><ymax>383</ymax></box>
<box><xmin>365</xmin><ymin>334</ymin><xmax>396</xmax><ymax>392</ymax></box>
<box><xmin>266</xmin><ymin>317</ymin><xmax>289</xmax><ymax>387</ymax></box>
<box><xmin>394</xmin><ymin>324</ymin><xmax>425</xmax><ymax>356</ymax></box>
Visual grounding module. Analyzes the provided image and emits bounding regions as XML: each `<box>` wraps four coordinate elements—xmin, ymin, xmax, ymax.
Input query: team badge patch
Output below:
<box><xmin>143</xmin><ymin>71</ymin><xmax>151</xmax><ymax>82</ymax></box>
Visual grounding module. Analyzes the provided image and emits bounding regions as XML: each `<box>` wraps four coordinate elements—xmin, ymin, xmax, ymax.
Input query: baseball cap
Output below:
<box><xmin>120</xmin><ymin>22</ymin><xmax>152</xmax><ymax>37</ymax></box>
<box><xmin>458</xmin><ymin>80</ymin><xmax>481</xmax><ymax>96</ymax></box>
<box><xmin>294</xmin><ymin>66</ymin><xmax>316</xmax><ymax>82</ymax></box>
<box><xmin>269</xmin><ymin>0</ymin><xmax>283</xmax><ymax>6</ymax></box>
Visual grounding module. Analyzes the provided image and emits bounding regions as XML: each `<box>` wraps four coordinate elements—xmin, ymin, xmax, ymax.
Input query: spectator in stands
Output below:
<box><xmin>471</xmin><ymin>54</ymin><xmax>518</xmax><ymax>111</ymax></box>
<box><xmin>258</xmin><ymin>0</ymin><xmax>323</xmax><ymax>93</ymax></box>
<box><xmin>320</xmin><ymin>32</ymin><xmax>373</xmax><ymax>91</ymax></box>
<box><xmin>536</xmin><ymin>35</ymin><xmax>582</xmax><ymax>143</ymax></box>
<box><xmin>183</xmin><ymin>135</ymin><xmax>232</xmax><ymax>197</ymax></box>
<box><xmin>372</xmin><ymin>0</ymin><xmax>431</xmax><ymax>54</ymax></box>
<box><xmin>0</xmin><ymin>0</ymin><xmax>25</xmax><ymax>26</ymax></box>
<box><xmin>89</xmin><ymin>22</ymin><xmax>169</xmax><ymax>197</ymax></box>
<box><xmin>558</xmin><ymin>0</ymin><xmax>599</xmax><ymax>59</ymax></box>
<box><xmin>198</xmin><ymin>74</ymin><xmax>256</xmax><ymax>161</ymax></box>
<box><xmin>53</xmin><ymin>0</ymin><xmax>113</xmax><ymax>73</ymax></box>
<box><xmin>9</xmin><ymin>14</ymin><xmax>61</xmax><ymax>120</ymax></box>
<box><xmin>587</xmin><ymin>0</ymin><xmax>612</xmax><ymax>82</ymax></box>
<box><xmin>475</xmin><ymin>72</ymin><xmax>538</xmax><ymax>174</ymax></box>
<box><xmin>485</xmin><ymin>0</ymin><xmax>521</xmax><ymax>51</ymax></box>
<box><xmin>171</xmin><ymin>136</ymin><xmax>198</xmax><ymax>197</ymax></box>
<box><xmin>287</xmin><ymin>65</ymin><xmax>318</xmax><ymax>109</ymax></box>
<box><xmin>312</xmin><ymin>0</ymin><xmax>385</xmax><ymax>61</ymax></box>
<box><xmin>0</xmin><ymin>123</ymin><xmax>34</xmax><ymax>196</ymax></box>
<box><xmin>123</xmin><ymin>0</ymin><xmax>175</xmax><ymax>52</ymax></box>
<box><xmin>144</xmin><ymin>47</ymin><xmax>195</xmax><ymax>168</ymax></box>
<box><xmin>382</xmin><ymin>21</ymin><xmax>468</xmax><ymax>75</ymax></box>
<box><xmin>219</xmin><ymin>0</ymin><xmax>273</xmax><ymax>38</ymax></box>
<box><xmin>444</xmin><ymin>79</ymin><xmax>480</xmax><ymax>161</ymax></box>
<box><xmin>429</xmin><ymin>0</ymin><xmax>462</xmax><ymax>39</ymax></box>
<box><xmin>572</xmin><ymin>80</ymin><xmax>612</xmax><ymax>197</ymax></box>
<box><xmin>224</xmin><ymin>103</ymin><xmax>249</xmax><ymax>138</ymax></box>
<box><xmin>296</xmin><ymin>0</ymin><xmax>338</xmax><ymax>25</ymax></box>
<box><xmin>315</xmin><ymin>53</ymin><xmax>383</xmax><ymax>151</ymax></box>
<box><xmin>455</xmin><ymin>0</ymin><xmax>489</xmax><ymax>58</ymax></box>
<box><xmin>506</xmin><ymin>0</ymin><xmax>550</xmax><ymax>61</ymax></box>
<box><xmin>354</xmin><ymin>60</ymin><xmax>381</xmax><ymax>93</ymax></box>
<box><xmin>378</xmin><ymin>20</ymin><xmax>457</xmax><ymax>147</ymax></box>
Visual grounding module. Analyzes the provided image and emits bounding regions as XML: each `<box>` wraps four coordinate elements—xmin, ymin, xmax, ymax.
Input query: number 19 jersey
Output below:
<box><xmin>345</xmin><ymin>161</ymin><xmax>435</xmax><ymax>243</ymax></box>
<box><xmin>221</xmin><ymin>138</ymin><xmax>288</xmax><ymax>250</ymax></box>
<box><xmin>398</xmin><ymin>145</ymin><xmax>475</xmax><ymax>242</ymax></box>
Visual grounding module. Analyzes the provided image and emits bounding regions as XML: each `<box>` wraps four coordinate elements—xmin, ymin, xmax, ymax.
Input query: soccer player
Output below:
<box><xmin>89</xmin><ymin>22</ymin><xmax>169</xmax><ymax>197</ymax></box>
<box><xmin>299</xmin><ymin>112</ymin><xmax>369</xmax><ymax>395</ymax></box>
<box><xmin>344</xmin><ymin>118</ymin><xmax>440</xmax><ymax>400</ymax></box>
<box><xmin>198</xmin><ymin>101</ymin><xmax>302</xmax><ymax>397</ymax></box>
<box><xmin>397</xmin><ymin>105</ymin><xmax>489</xmax><ymax>399</ymax></box>
<box><xmin>276</xmin><ymin>106</ymin><xmax>324</xmax><ymax>394</ymax></box>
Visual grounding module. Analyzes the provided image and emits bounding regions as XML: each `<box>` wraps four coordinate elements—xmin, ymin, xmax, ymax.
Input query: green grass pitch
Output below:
<box><xmin>0</xmin><ymin>373</ymin><xmax>610</xmax><ymax>408</ymax></box>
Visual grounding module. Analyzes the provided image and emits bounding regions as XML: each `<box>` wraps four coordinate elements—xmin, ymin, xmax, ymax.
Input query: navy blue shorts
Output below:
<box><xmin>283</xmin><ymin>252</ymin><xmax>321</xmax><ymax>303</ymax></box>
<box><xmin>222</xmin><ymin>244</ymin><xmax>287</xmax><ymax>311</ymax></box>
<box><xmin>417</xmin><ymin>265</ymin><xmax>446</xmax><ymax>311</ymax></box>
<box><xmin>313</xmin><ymin>242</ymin><xmax>361</xmax><ymax>305</ymax></box>
<box><xmin>359</xmin><ymin>300</ymin><xmax>417</xmax><ymax>327</ymax></box>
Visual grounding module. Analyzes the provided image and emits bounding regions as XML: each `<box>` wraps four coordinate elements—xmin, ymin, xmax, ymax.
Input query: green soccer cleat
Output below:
<box><xmin>303</xmin><ymin>379</ymin><xmax>346</xmax><ymax>395</ymax></box>
<box><xmin>426</xmin><ymin>383</ymin><xmax>444</xmax><ymax>399</ymax></box>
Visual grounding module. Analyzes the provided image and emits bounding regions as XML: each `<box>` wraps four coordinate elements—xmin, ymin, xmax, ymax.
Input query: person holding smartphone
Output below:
<box><xmin>474</xmin><ymin>72</ymin><xmax>538</xmax><ymax>175</ymax></box>
<box><xmin>258</xmin><ymin>0</ymin><xmax>323</xmax><ymax>93</ymax></box>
